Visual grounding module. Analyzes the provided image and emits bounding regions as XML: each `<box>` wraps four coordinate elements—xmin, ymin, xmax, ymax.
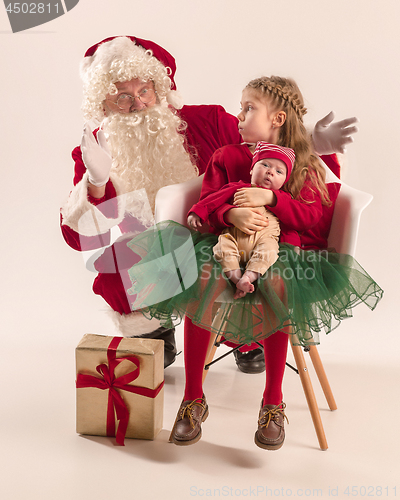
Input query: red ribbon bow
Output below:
<box><xmin>76</xmin><ymin>337</ymin><xmax>164</xmax><ymax>445</ymax></box>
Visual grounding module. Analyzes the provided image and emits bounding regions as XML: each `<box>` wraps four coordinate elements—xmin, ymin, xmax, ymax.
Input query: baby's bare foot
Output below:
<box><xmin>234</xmin><ymin>276</ymin><xmax>255</xmax><ymax>299</ymax></box>
<box><xmin>234</xmin><ymin>288</ymin><xmax>247</xmax><ymax>299</ymax></box>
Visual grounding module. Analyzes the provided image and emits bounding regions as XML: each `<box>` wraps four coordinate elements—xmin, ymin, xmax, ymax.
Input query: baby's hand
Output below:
<box><xmin>226</xmin><ymin>207</ymin><xmax>269</xmax><ymax>235</ymax></box>
<box><xmin>187</xmin><ymin>213</ymin><xmax>203</xmax><ymax>230</ymax></box>
<box><xmin>233</xmin><ymin>187</ymin><xmax>273</xmax><ymax>207</ymax></box>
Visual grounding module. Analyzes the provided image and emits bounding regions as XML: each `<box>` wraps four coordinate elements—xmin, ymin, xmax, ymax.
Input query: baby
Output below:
<box><xmin>188</xmin><ymin>142</ymin><xmax>297</xmax><ymax>298</ymax></box>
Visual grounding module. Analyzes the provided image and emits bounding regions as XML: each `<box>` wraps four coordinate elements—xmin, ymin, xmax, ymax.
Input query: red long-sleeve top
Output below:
<box><xmin>200</xmin><ymin>144</ymin><xmax>341</xmax><ymax>250</ymax></box>
<box><xmin>190</xmin><ymin>180</ymin><xmax>301</xmax><ymax>246</ymax></box>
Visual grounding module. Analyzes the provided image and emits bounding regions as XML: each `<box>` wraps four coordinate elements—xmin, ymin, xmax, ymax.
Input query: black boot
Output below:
<box><xmin>233</xmin><ymin>347</ymin><xmax>265</xmax><ymax>374</ymax></box>
<box><xmin>139</xmin><ymin>327</ymin><xmax>177</xmax><ymax>368</ymax></box>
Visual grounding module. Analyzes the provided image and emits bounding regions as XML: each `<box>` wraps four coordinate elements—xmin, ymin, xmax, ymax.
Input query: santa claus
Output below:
<box><xmin>61</xmin><ymin>35</ymin><xmax>244</xmax><ymax>367</ymax></box>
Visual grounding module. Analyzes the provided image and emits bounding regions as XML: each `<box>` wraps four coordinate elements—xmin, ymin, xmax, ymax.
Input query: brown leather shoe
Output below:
<box><xmin>254</xmin><ymin>402</ymin><xmax>288</xmax><ymax>450</ymax></box>
<box><xmin>169</xmin><ymin>395</ymin><xmax>209</xmax><ymax>446</ymax></box>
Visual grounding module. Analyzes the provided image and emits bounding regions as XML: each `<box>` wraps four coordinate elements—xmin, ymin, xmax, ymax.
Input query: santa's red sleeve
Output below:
<box><xmin>320</xmin><ymin>153</ymin><xmax>340</xmax><ymax>178</ymax></box>
<box><xmin>179</xmin><ymin>105</ymin><xmax>241</xmax><ymax>174</ymax></box>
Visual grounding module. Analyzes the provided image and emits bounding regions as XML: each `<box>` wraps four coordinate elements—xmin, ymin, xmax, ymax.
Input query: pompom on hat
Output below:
<box><xmin>80</xmin><ymin>36</ymin><xmax>183</xmax><ymax>119</ymax></box>
<box><xmin>251</xmin><ymin>142</ymin><xmax>295</xmax><ymax>184</ymax></box>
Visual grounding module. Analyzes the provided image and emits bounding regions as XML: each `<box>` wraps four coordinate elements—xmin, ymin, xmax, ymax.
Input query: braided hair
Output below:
<box><xmin>246</xmin><ymin>76</ymin><xmax>331</xmax><ymax>206</ymax></box>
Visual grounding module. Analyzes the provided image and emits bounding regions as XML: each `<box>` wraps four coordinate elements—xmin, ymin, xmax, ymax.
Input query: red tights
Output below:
<box><xmin>183</xmin><ymin>318</ymin><xmax>289</xmax><ymax>406</ymax></box>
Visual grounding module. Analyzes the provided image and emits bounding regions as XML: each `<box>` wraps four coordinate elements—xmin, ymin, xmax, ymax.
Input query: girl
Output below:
<box><xmin>166</xmin><ymin>76</ymin><xmax>382</xmax><ymax>450</ymax></box>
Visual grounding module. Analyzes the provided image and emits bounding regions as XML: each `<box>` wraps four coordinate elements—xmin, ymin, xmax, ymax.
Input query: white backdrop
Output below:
<box><xmin>1</xmin><ymin>1</ymin><xmax>399</xmax><ymax>499</ymax></box>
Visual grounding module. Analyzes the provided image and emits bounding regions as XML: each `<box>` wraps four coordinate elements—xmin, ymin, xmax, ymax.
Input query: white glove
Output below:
<box><xmin>81</xmin><ymin>124</ymin><xmax>112</xmax><ymax>187</ymax></box>
<box><xmin>312</xmin><ymin>111</ymin><xmax>359</xmax><ymax>155</ymax></box>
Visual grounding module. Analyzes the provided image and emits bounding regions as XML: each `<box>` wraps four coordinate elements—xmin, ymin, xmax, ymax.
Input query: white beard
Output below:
<box><xmin>102</xmin><ymin>105</ymin><xmax>198</xmax><ymax>225</ymax></box>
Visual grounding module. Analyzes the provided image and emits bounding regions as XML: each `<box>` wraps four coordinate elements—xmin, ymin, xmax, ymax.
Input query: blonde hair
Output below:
<box><xmin>245</xmin><ymin>76</ymin><xmax>331</xmax><ymax>206</ymax></box>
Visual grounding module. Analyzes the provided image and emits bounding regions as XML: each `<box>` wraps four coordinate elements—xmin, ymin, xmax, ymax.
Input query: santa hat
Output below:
<box><xmin>80</xmin><ymin>36</ymin><xmax>183</xmax><ymax>119</ymax></box>
<box><xmin>251</xmin><ymin>142</ymin><xmax>295</xmax><ymax>184</ymax></box>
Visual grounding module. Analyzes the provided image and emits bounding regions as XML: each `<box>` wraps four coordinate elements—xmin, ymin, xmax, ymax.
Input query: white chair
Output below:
<box><xmin>154</xmin><ymin>164</ymin><xmax>373</xmax><ymax>450</ymax></box>
<box><xmin>155</xmin><ymin>174</ymin><xmax>204</xmax><ymax>229</ymax></box>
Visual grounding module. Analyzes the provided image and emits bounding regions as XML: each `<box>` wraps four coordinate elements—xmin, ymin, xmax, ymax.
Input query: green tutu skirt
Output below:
<box><xmin>126</xmin><ymin>221</ymin><xmax>383</xmax><ymax>346</ymax></box>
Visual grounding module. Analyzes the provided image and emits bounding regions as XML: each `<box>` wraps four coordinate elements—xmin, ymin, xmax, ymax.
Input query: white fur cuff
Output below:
<box><xmin>61</xmin><ymin>172</ymin><xmax>126</xmax><ymax>237</ymax></box>
<box><xmin>109</xmin><ymin>310</ymin><xmax>163</xmax><ymax>337</ymax></box>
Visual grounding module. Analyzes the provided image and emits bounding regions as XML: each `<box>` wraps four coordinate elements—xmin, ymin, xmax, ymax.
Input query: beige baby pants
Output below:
<box><xmin>213</xmin><ymin>207</ymin><xmax>280</xmax><ymax>275</ymax></box>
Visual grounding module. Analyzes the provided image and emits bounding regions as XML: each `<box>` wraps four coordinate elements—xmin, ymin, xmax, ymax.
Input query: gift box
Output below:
<box><xmin>76</xmin><ymin>334</ymin><xmax>164</xmax><ymax>444</ymax></box>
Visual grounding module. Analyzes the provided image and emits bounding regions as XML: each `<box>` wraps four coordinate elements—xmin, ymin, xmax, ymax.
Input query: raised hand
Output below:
<box><xmin>81</xmin><ymin>124</ymin><xmax>113</xmax><ymax>187</ymax></box>
<box><xmin>312</xmin><ymin>111</ymin><xmax>359</xmax><ymax>155</ymax></box>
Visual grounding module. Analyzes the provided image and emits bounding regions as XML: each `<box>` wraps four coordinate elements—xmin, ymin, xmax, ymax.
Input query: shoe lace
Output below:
<box><xmin>179</xmin><ymin>398</ymin><xmax>206</xmax><ymax>429</ymax></box>
<box><xmin>258</xmin><ymin>403</ymin><xmax>289</xmax><ymax>428</ymax></box>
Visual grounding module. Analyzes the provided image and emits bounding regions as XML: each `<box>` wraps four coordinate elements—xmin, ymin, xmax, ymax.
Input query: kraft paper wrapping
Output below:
<box><xmin>76</xmin><ymin>334</ymin><xmax>164</xmax><ymax>441</ymax></box>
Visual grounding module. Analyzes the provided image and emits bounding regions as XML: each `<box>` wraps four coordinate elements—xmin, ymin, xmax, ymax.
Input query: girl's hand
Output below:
<box><xmin>187</xmin><ymin>213</ymin><xmax>203</xmax><ymax>230</ymax></box>
<box><xmin>233</xmin><ymin>187</ymin><xmax>275</xmax><ymax>207</ymax></box>
<box><xmin>226</xmin><ymin>207</ymin><xmax>269</xmax><ymax>235</ymax></box>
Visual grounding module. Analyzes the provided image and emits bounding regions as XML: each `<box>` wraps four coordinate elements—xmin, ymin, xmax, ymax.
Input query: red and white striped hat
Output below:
<box><xmin>251</xmin><ymin>142</ymin><xmax>296</xmax><ymax>184</ymax></box>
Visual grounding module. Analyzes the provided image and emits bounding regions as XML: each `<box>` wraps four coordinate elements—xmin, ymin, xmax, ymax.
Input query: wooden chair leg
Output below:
<box><xmin>290</xmin><ymin>343</ymin><xmax>328</xmax><ymax>451</ymax></box>
<box><xmin>202</xmin><ymin>305</ymin><xmax>226</xmax><ymax>382</ymax></box>
<box><xmin>202</xmin><ymin>306</ymin><xmax>333</xmax><ymax>450</ymax></box>
<box><xmin>308</xmin><ymin>345</ymin><xmax>337</xmax><ymax>411</ymax></box>
<box><xmin>202</xmin><ymin>332</ymin><xmax>219</xmax><ymax>383</ymax></box>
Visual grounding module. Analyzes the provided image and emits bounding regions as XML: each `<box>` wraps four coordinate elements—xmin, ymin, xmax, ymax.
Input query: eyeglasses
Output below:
<box><xmin>106</xmin><ymin>88</ymin><xmax>157</xmax><ymax>111</ymax></box>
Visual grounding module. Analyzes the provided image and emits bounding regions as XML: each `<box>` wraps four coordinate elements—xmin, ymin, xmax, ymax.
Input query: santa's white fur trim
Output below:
<box><xmin>61</xmin><ymin>172</ymin><xmax>126</xmax><ymax>237</ymax></box>
<box><xmin>166</xmin><ymin>90</ymin><xmax>183</xmax><ymax>110</ymax></box>
<box><xmin>79</xmin><ymin>55</ymin><xmax>93</xmax><ymax>79</ymax></box>
<box><xmin>109</xmin><ymin>309</ymin><xmax>162</xmax><ymax>337</ymax></box>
